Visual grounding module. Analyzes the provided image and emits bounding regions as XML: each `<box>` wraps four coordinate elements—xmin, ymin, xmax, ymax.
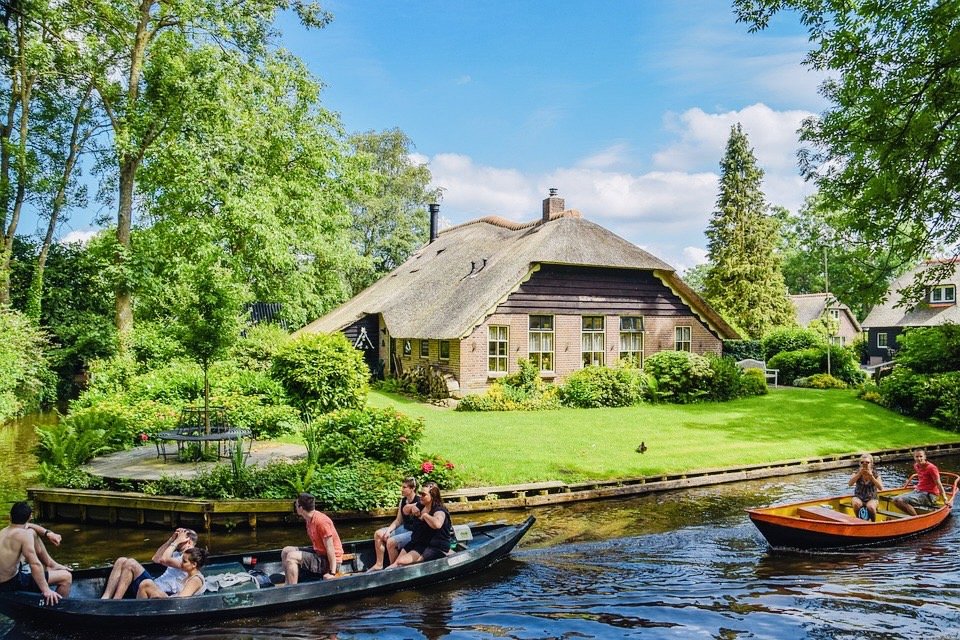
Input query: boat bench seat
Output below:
<box><xmin>796</xmin><ymin>506</ymin><xmax>863</xmax><ymax>523</ymax></box>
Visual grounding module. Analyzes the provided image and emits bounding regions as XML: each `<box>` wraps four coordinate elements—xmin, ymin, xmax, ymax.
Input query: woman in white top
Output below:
<box><xmin>137</xmin><ymin>547</ymin><xmax>208</xmax><ymax>599</ymax></box>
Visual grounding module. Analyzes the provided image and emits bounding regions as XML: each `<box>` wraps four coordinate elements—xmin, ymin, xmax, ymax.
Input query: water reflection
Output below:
<box><xmin>4</xmin><ymin>452</ymin><xmax>960</xmax><ymax>638</ymax></box>
<box><xmin>0</xmin><ymin>414</ymin><xmax>50</xmax><ymax>512</ymax></box>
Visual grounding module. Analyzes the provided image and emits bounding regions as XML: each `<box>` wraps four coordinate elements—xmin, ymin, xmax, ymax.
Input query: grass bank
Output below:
<box><xmin>368</xmin><ymin>387</ymin><xmax>957</xmax><ymax>486</ymax></box>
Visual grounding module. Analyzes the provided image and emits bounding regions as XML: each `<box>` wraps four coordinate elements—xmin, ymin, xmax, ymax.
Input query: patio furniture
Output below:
<box><xmin>155</xmin><ymin>406</ymin><xmax>252</xmax><ymax>462</ymax></box>
<box><xmin>736</xmin><ymin>359</ymin><xmax>779</xmax><ymax>387</ymax></box>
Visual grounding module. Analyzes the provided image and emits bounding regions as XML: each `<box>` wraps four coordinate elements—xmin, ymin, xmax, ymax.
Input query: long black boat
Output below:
<box><xmin>0</xmin><ymin>517</ymin><xmax>535</xmax><ymax>629</ymax></box>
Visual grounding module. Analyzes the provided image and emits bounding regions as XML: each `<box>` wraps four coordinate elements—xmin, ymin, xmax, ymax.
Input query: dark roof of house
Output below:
<box><xmin>790</xmin><ymin>293</ymin><xmax>862</xmax><ymax>332</ymax></box>
<box><xmin>862</xmin><ymin>259</ymin><xmax>960</xmax><ymax>329</ymax></box>
<box><xmin>298</xmin><ymin>210</ymin><xmax>739</xmax><ymax>340</ymax></box>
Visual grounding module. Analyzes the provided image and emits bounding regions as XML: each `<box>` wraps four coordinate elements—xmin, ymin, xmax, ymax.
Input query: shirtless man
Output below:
<box><xmin>100</xmin><ymin>527</ymin><xmax>198</xmax><ymax>599</ymax></box>
<box><xmin>0</xmin><ymin>501</ymin><xmax>72</xmax><ymax>605</ymax></box>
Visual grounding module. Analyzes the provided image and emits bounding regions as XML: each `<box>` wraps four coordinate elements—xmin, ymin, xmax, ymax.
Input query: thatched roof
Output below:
<box><xmin>299</xmin><ymin>211</ymin><xmax>738</xmax><ymax>340</ymax></box>
<box><xmin>790</xmin><ymin>293</ymin><xmax>861</xmax><ymax>331</ymax></box>
<box><xmin>862</xmin><ymin>259</ymin><xmax>960</xmax><ymax>328</ymax></box>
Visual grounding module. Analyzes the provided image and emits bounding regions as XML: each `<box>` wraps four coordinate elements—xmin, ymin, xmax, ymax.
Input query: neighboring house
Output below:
<box><xmin>789</xmin><ymin>293</ymin><xmax>862</xmax><ymax>346</ymax></box>
<box><xmin>298</xmin><ymin>191</ymin><xmax>739</xmax><ymax>396</ymax></box>
<box><xmin>861</xmin><ymin>259</ymin><xmax>960</xmax><ymax>365</ymax></box>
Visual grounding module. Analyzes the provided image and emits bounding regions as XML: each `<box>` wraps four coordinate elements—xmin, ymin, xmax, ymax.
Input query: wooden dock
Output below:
<box><xmin>29</xmin><ymin>443</ymin><xmax>960</xmax><ymax>531</ymax></box>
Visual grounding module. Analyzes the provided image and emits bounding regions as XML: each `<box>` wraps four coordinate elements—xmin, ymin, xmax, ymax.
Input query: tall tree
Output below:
<box><xmin>72</xmin><ymin>0</ymin><xmax>331</xmax><ymax>347</ymax></box>
<box><xmin>703</xmin><ymin>124</ymin><xmax>794</xmax><ymax>338</ymax></box>
<box><xmin>346</xmin><ymin>128</ymin><xmax>439</xmax><ymax>294</ymax></box>
<box><xmin>135</xmin><ymin>48</ymin><xmax>359</xmax><ymax>329</ymax></box>
<box><xmin>735</xmin><ymin>0</ymin><xmax>960</xmax><ymax>303</ymax></box>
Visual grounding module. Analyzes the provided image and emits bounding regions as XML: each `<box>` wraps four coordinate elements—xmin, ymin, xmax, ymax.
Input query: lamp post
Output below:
<box><xmin>824</xmin><ymin>246</ymin><xmax>832</xmax><ymax>377</ymax></box>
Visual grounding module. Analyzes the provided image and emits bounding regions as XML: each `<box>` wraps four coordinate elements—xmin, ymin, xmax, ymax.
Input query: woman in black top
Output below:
<box><xmin>388</xmin><ymin>482</ymin><xmax>454</xmax><ymax>567</ymax></box>
<box><xmin>370</xmin><ymin>477</ymin><xmax>421</xmax><ymax>570</ymax></box>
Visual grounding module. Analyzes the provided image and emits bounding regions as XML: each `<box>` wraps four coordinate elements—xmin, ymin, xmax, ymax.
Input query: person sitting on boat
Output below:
<box><xmin>281</xmin><ymin>492</ymin><xmax>343</xmax><ymax>584</ymax></box>
<box><xmin>849</xmin><ymin>454</ymin><xmax>884</xmax><ymax>520</ymax></box>
<box><xmin>894</xmin><ymin>449</ymin><xmax>948</xmax><ymax>516</ymax></box>
<box><xmin>136</xmin><ymin>546</ymin><xmax>208</xmax><ymax>599</ymax></box>
<box><xmin>388</xmin><ymin>482</ymin><xmax>454</xmax><ymax>568</ymax></box>
<box><xmin>369</xmin><ymin>477</ymin><xmax>422</xmax><ymax>571</ymax></box>
<box><xmin>0</xmin><ymin>501</ymin><xmax>72</xmax><ymax>605</ymax></box>
<box><xmin>100</xmin><ymin>527</ymin><xmax>198</xmax><ymax>599</ymax></box>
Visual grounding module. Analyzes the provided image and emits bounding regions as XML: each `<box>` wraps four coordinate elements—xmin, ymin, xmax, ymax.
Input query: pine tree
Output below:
<box><xmin>703</xmin><ymin>124</ymin><xmax>795</xmax><ymax>339</ymax></box>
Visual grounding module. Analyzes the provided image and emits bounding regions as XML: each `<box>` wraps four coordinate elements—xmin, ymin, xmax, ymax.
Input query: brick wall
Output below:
<box><xmin>456</xmin><ymin>312</ymin><xmax>723</xmax><ymax>394</ymax></box>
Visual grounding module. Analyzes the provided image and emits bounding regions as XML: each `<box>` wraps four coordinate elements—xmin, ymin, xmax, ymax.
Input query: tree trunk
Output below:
<box><xmin>115</xmin><ymin>158</ymin><xmax>136</xmax><ymax>348</ymax></box>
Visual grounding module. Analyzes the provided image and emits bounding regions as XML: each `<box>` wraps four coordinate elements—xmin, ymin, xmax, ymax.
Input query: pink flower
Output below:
<box><xmin>421</xmin><ymin>461</ymin><xmax>435</xmax><ymax>473</ymax></box>
<box><xmin>444</xmin><ymin>462</ymin><xmax>455</xmax><ymax>470</ymax></box>
<box><xmin>139</xmin><ymin>432</ymin><xmax>149</xmax><ymax>442</ymax></box>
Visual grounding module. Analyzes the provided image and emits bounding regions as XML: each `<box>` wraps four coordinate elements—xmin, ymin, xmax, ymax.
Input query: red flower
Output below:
<box><xmin>421</xmin><ymin>461</ymin><xmax>435</xmax><ymax>473</ymax></box>
<box><xmin>139</xmin><ymin>432</ymin><xmax>149</xmax><ymax>442</ymax></box>
<box><xmin>444</xmin><ymin>462</ymin><xmax>455</xmax><ymax>470</ymax></box>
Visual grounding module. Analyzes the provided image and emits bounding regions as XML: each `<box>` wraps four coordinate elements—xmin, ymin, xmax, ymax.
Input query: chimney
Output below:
<box><xmin>542</xmin><ymin>188</ymin><xmax>564</xmax><ymax>222</ymax></box>
<box><xmin>428</xmin><ymin>203</ymin><xmax>440</xmax><ymax>243</ymax></box>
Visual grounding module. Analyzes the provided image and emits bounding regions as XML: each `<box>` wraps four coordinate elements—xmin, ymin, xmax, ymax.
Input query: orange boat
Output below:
<box><xmin>748</xmin><ymin>472</ymin><xmax>959</xmax><ymax>549</ymax></box>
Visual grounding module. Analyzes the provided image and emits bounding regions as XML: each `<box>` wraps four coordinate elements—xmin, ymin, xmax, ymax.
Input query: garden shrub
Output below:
<box><xmin>210</xmin><ymin>363</ymin><xmax>289</xmax><ymax>405</ymax></box>
<box><xmin>217</xmin><ymin>393</ymin><xmax>301</xmax><ymax>439</ymax></box>
<box><xmin>35</xmin><ymin>419</ymin><xmax>111</xmax><ymax>468</ymax></box>
<box><xmin>77</xmin><ymin>354</ymin><xmax>139</xmax><ymax>404</ymax></box>
<box><xmin>559</xmin><ymin>365</ymin><xmax>647</xmax><ymax>408</ymax></box>
<box><xmin>308</xmin><ymin>407</ymin><xmax>423</xmax><ymax>465</ymax></box>
<box><xmin>706</xmin><ymin>355</ymin><xmax>743</xmax><ymax>401</ymax></box>
<box><xmin>412</xmin><ymin>454</ymin><xmax>462</xmax><ymax>489</ymax></box>
<box><xmin>806</xmin><ymin>373</ymin><xmax>848</xmax><ymax>389</ymax></box>
<box><xmin>642</xmin><ymin>350</ymin><xmax>713</xmax><ymax>403</ymax></box>
<box><xmin>456</xmin><ymin>359</ymin><xmax>560</xmax><ymax>411</ymax></box>
<box><xmin>895</xmin><ymin>323</ymin><xmax>960</xmax><ymax>374</ymax></box>
<box><xmin>722</xmin><ymin>339</ymin><xmax>763</xmax><ymax>361</ymax></box>
<box><xmin>761</xmin><ymin>327</ymin><xmax>824</xmax><ymax>361</ymax></box>
<box><xmin>272</xmin><ymin>332</ymin><xmax>369</xmax><ymax>415</ymax></box>
<box><xmin>37</xmin><ymin>465</ymin><xmax>105</xmax><ymax>490</ymax></box>
<box><xmin>767</xmin><ymin>348</ymin><xmax>824</xmax><ymax>385</ymax></box>
<box><xmin>126</xmin><ymin>361</ymin><xmax>203</xmax><ymax>403</ymax></box>
<box><xmin>740</xmin><ymin>368</ymin><xmax>768</xmax><ymax>396</ymax></box>
<box><xmin>230</xmin><ymin>324</ymin><xmax>291</xmax><ymax>372</ymax></box>
<box><xmin>880</xmin><ymin>368</ymin><xmax>960</xmax><ymax>430</ymax></box>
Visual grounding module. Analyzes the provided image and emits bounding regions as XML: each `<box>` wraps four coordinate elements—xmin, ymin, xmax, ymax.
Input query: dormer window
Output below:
<box><xmin>930</xmin><ymin>285</ymin><xmax>956</xmax><ymax>304</ymax></box>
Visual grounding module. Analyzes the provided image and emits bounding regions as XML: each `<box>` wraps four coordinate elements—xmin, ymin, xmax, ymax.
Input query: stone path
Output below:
<box><xmin>83</xmin><ymin>440</ymin><xmax>307</xmax><ymax>481</ymax></box>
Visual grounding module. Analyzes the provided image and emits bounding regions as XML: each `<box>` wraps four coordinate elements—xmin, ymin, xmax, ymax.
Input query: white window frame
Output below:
<box><xmin>829</xmin><ymin>308</ymin><xmax>841</xmax><ymax>320</ymax></box>
<box><xmin>675</xmin><ymin>326</ymin><xmax>692</xmax><ymax>352</ymax></box>
<box><xmin>488</xmin><ymin>325</ymin><xmax>509</xmax><ymax>373</ymax></box>
<box><xmin>619</xmin><ymin>316</ymin><xmax>644</xmax><ymax>367</ymax></box>
<box><xmin>528</xmin><ymin>315</ymin><xmax>555</xmax><ymax>372</ymax></box>
<box><xmin>581</xmin><ymin>316</ymin><xmax>605</xmax><ymax>367</ymax></box>
<box><xmin>930</xmin><ymin>285</ymin><xmax>956</xmax><ymax>304</ymax></box>
<box><xmin>877</xmin><ymin>332</ymin><xmax>888</xmax><ymax>349</ymax></box>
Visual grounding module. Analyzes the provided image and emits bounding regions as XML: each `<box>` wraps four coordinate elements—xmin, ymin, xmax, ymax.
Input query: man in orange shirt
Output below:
<box><xmin>281</xmin><ymin>493</ymin><xmax>343</xmax><ymax>584</ymax></box>
<box><xmin>895</xmin><ymin>449</ymin><xmax>948</xmax><ymax>516</ymax></box>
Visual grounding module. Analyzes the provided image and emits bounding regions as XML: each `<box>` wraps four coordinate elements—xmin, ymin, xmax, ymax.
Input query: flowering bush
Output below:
<box><xmin>412</xmin><ymin>454</ymin><xmax>462</xmax><ymax>490</ymax></box>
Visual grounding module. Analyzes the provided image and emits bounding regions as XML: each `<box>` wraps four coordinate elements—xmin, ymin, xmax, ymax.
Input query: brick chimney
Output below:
<box><xmin>542</xmin><ymin>188</ymin><xmax>564</xmax><ymax>222</ymax></box>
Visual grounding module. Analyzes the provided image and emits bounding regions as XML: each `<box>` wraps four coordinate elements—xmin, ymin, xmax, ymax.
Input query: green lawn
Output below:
<box><xmin>368</xmin><ymin>387</ymin><xmax>958</xmax><ymax>486</ymax></box>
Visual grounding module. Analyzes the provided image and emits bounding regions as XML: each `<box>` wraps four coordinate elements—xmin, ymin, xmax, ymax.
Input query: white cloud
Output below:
<box><xmin>59</xmin><ymin>229</ymin><xmax>97</xmax><ymax>245</ymax></box>
<box><xmin>455</xmin><ymin>75</ymin><xmax>472</xmax><ymax>85</ymax></box>
<box><xmin>425</xmin><ymin>104</ymin><xmax>815</xmax><ymax>269</ymax></box>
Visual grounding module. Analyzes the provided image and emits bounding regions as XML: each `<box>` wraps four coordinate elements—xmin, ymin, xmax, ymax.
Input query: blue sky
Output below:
<box><xmin>43</xmin><ymin>1</ymin><xmax>823</xmax><ymax>272</ymax></box>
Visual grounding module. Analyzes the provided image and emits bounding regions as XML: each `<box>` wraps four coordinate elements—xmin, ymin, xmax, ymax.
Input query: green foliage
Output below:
<box><xmin>722</xmin><ymin>339</ymin><xmax>763</xmax><ymax>361</ymax></box>
<box><xmin>736</xmin><ymin>1</ymin><xmax>960</xmax><ymax>296</ymax></box>
<box><xmin>895</xmin><ymin>324</ymin><xmax>960</xmax><ymax>374</ymax></box>
<box><xmin>0</xmin><ymin>307</ymin><xmax>56</xmax><ymax>421</ymax></box>
<box><xmin>37</xmin><ymin>465</ymin><xmax>106</xmax><ymax>490</ymax></box>
<box><xmin>132</xmin><ymin>320</ymin><xmax>188</xmax><ymax>367</ymax></box>
<box><xmin>879</xmin><ymin>368</ymin><xmax>960</xmax><ymax>431</ymax></box>
<box><xmin>741</xmin><ymin>368</ymin><xmax>769</xmax><ymax>396</ymax></box>
<box><xmin>230</xmin><ymin>324</ymin><xmax>291</xmax><ymax>372</ymax></box>
<box><xmin>34</xmin><ymin>419</ymin><xmax>111</xmax><ymax>469</ymax></box>
<box><xmin>559</xmin><ymin>365</ymin><xmax>648</xmax><ymax>408</ymax></box>
<box><xmin>702</xmin><ymin>124</ymin><xmax>795</xmax><ymax>339</ymax></box>
<box><xmin>307</xmin><ymin>407</ymin><xmax>423</xmax><ymax>465</ymax></box>
<box><xmin>761</xmin><ymin>326</ymin><xmax>825</xmax><ymax>361</ymax></box>
<box><xmin>412</xmin><ymin>454</ymin><xmax>462</xmax><ymax>490</ymax></box>
<box><xmin>456</xmin><ymin>358</ymin><xmax>561</xmax><ymax>412</ymax></box>
<box><xmin>768</xmin><ymin>349</ymin><xmax>822</xmax><ymax>385</ymax></box>
<box><xmin>272</xmin><ymin>332</ymin><xmax>369</xmax><ymax>415</ymax></box>
<box><xmin>217</xmin><ymin>393</ymin><xmax>301</xmax><ymax>440</ymax></box>
<box><xmin>706</xmin><ymin>355</ymin><xmax>743</xmax><ymax>401</ymax></box>
<box><xmin>642</xmin><ymin>351</ymin><xmax>713</xmax><ymax>404</ymax></box>
<box><xmin>126</xmin><ymin>361</ymin><xmax>203</xmax><ymax>403</ymax></box>
<box><xmin>797</xmin><ymin>374</ymin><xmax>848</xmax><ymax>389</ymax></box>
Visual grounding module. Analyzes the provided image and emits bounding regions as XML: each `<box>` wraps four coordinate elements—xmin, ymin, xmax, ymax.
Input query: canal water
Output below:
<box><xmin>2</xmin><ymin>417</ymin><xmax>960</xmax><ymax>639</ymax></box>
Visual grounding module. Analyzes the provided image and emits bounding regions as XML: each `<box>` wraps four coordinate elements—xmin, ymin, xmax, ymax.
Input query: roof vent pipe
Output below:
<box><xmin>428</xmin><ymin>203</ymin><xmax>440</xmax><ymax>243</ymax></box>
<box><xmin>542</xmin><ymin>188</ymin><xmax>565</xmax><ymax>222</ymax></box>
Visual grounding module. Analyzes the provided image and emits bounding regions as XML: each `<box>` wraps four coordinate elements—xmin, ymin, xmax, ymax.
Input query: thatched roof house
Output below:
<box><xmin>300</xmin><ymin>191</ymin><xmax>738</xmax><ymax>395</ymax></box>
